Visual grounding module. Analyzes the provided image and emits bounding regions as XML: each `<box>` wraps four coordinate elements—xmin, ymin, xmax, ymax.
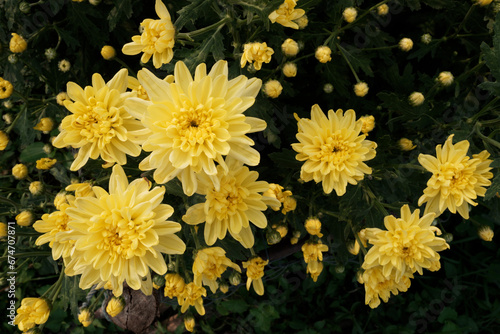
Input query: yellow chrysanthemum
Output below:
<box><xmin>34</xmin><ymin>117</ymin><xmax>54</xmax><ymax>132</ymax></box>
<box><xmin>241</xmin><ymin>42</ymin><xmax>274</xmax><ymax>71</ymax></box>
<box><xmin>242</xmin><ymin>257</ymin><xmax>269</xmax><ymax>296</ymax></box>
<box><xmin>183</xmin><ymin>157</ymin><xmax>279</xmax><ymax>248</ymax></box>
<box><xmin>16</xmin><ymin>211</ymin><xmax>33</xmax><ymax>227</ymax></box>
<box><xmin>164</xmin><ymin>273</ymin><xmax>186</xmax><ymax>298</ymax></box>
<box><xmin>478</xmin><ymin>226</ymin><xmax>494</xmax><ymax>241</ymax></box>
<box><xmin>78</xmin><ymin>308</ymin><xmax>93</xmax><ymax>327</ymax></box>
<box><xmin>52</xmin><ymin>68</ymin><xmax>149</xmax><ymax>171</ymax></box>
<box><xmin>418</xmin><ymin>135</ymin><xmax>493</xmax><ymax>219</ymax></box>
<box><xmin>358</xmin><ymin>266</ymin><xmax>413</xmax><ymax>309</ymax></box>
<box><xmin>122</xmin><ymin>0</ymin><xmax>174</xmax><ymax>68</ymax></box>
<box><xmin>302</xmin><ymin>241</ymin><xmax>329</xmax><ymax>264</ymax></box>
<box><xmin>184</xmin><ymin>315</ymin><xmax>195</xmax><ymax>332</ymax></box>
<box><xmin>60</xmin><ymin>165</ymin><xmax>186</xmax><ymax>297</ymax></box>
<box><xmin>268</xmin><ymin>0</ymin><xmax>305</xmax><ymax>29</ymax></box>
<box><xmin>306</xmin><ymin>260</ymin><xmax>323</xmax><ymax>282</ymax></box>
<box><xmin>14</xmin><ymin>298</ymin><xmax>50</xmax><ymax>332</ymax></box>
<box><xmin>362</xmin><ymin>205</ymin><xmax>449</xmax><ymax>282</ymax></box>
<box><xmin>0</xmin><ymin>130</ymin><xmax>9</xmax><ymax>150</ymax></box>
<box><xmin>0</xmin><ymin>77</ymin><xmax>14</xmax><ymax>99</ymax></box>
<box><xmin>193</xmin><ymin>247</ymin><xmax>241</xmax><ymax>293</ymax></box>
<box><xmin>101</xmin><ymin>45</ymin><xmax>116</xmax><ymax>60</ymax></box>
<box><xmin>178</xmin><ymin>282</ymin><xmax>207</xmax><ymax>315</ymax></box>
<box><xmin>292</xmin><ymin>105</ymin><xmax>377</xmax><ymax>196</ymax></box>
<box><xmin>10</xmin><ymin>33</ymin><xmax>27</xmax><ymax>53</ymax></box>
<box><xmin>304</xmin><ymin>217</ymin><xmax>323</xmax><ymax>237</ymax></box>
<box><xmin>124</xmin><ymin>60</ymin><xmax>266</xmax><ymax>196</ymax></box>
<box><xmin>106</xmin><ymin>296</ymin><xmax>125</xmax><ymax>317</ymax></box>
<box><xmin>36</xmin><ymin>158</ymin><xmax>57</xmax><ymax>170</ymax></box>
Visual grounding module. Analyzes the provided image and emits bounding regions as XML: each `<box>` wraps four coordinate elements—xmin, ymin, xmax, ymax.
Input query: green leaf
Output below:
<box><xmin>15</xmin><ymin>105</ymin><xmax>36</xmax><ymax>147</ymax></box>
<box><xmin>108</xmin><ymin>0</ymin><xmax>133</xmax><ymax>31</ymax></box>
<box><xmin>484</xmin><ymin>173</ymin><xmax>500</xmax><ymax>201</ymax></box>
<box><xmin>338</xmin><ymin>44</ymin><xmax>374</xmax><ymax>78</ymax></box>
<box><xmin>19</xmin><ymin>142</ymin><xmax>47</xmax><ymax>163</ymax></box>
<box><xmin>174</xmin><ymin>0</ymin><xmax>215</xmax><ymax>31</ymax></box>
<box><xmin>182</xmin><ymin>29</ymin><xmax>225</xmax><ymax>71</ymax></box>
<box><xmin>216</xmin><ymin>299</ymin><xmax>249</xmax><ymax>315</ymax></box>
<box><xmin>438</xmin><ymin>307</ymin><xmax>458</xmax><ymax>323</ymax></box>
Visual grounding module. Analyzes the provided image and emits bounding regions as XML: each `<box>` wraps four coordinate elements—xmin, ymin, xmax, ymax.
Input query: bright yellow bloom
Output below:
<box><xmin>358</xmin><ymin>266</ymin><xmax>413</xmax><ymax>309</ymax></box>
<box><xmin>193</xmin><ymin>247</ymin><xmax>241</xmax><ymax>293</ymax></box>
<box><xmin>343</xmin><ymin>7</ymin><xmax>358</xmax><ymax>23</ymax></box>
<box><xmin>281</xmin><ymin>38</ymin><xmax>299</xmax><ymax>57</ymax></box>
<box><xmin>302</xmin><ymin>241</ymin><xmax>329</xmax><ymax>263</ymax></box>
<box><xmin>10</xmin><ymin>33</ymin><xmax>27</xmax><ymax>53</ymax></box>
<box><xmin>122</xmin><ymin>0</ymin><xmax>175</xmax><ymax>68</ymax></box>
<box><xmin>53</xmin><ymin>68</ymin><xmax>149</xmax><ymax>171</ymax></box>
<box><xmin>184</xmin><ymin>315</ymin><xmax>195</xmax><ymax>332</ymax></box>
<box><xmin>61</xmin><ymin>165</ymin><xmax>186</xmax><ymax>297</ymax></box>
<box><xmin>78</xmin><ymin>308</ymin><xmax>93</xmax><ymax>327</ymax></box>
<box><xmin>359</xmin><ymin>115</ymin><xmax>375</xmax><ymax>134</ymax></box>
<box><xmin>478</xmin><ymin>226</ymin><xmax>494</xmax><ymax>241</ymax></box>
<box><xmin>283</xmin><ymin>62</ymin><xmax>297</xmax><ymax>77</ymax></box>
<box><xmin>409</xmin><ymin>92</ymin><xmax>425</xmax><ymax>106</ymax></box>
<box><xmin>101</xmin><ymin>45</ymin><xmax>116</xmax><ymax>60</ymax></box>
<box><xmin>399</xmin><ymin>38</ymin><xmax>413</xmax><ymax>51</ymax></box>
<box><xmin>306</xmin><ymin>260</ymin><xmax>323</xmax><ymax>282</ymax></box>
<box><xmin>474</xmin><ymin>0</ymin><xmax>493</xmax><ymax>6</ymax></box>
<box><xmin>36</xmin><ymin>158</ymin><xmax>57</xmax><ymax>170</ymax></box>
<box><xmin>292</xmin><ymin>105</ymin><xmax>377</xmax><ymax>196</ymax></box>
<box><xmin>56</xmin><ymin>92</ymin><xmax>69</xmax><ymax>105</ymax></box>
<box><xmin>354</xmin><ymin>82</ymin><xmax>369</xmax><ymax>97</ymax></box>
<box><xmin>377</xmin><ymin>4</ymin><xmax>389</xmax><ymax>15</ymax></box>
<box><xmin>241</xmin><ymin>42</ymin><xmax>274</xmax><ymax>70</ymax></box>
<box><xmin>183</xmin><ymin>157</ymin><xmax>279</xmax><ymax>247</ymax></box>
<box><xmin>268</xmin><ymin>0</ymin><xmax>305</xmax><ymax>29</ymax></box>
<box><xmin>164</xmin><ymin>273</ymin><xmax>186</xmax><ymax>298</ymax></box>
<box><xmin>16</xmin><ymin>211</ymin><xmax>33</xmax><ymax>227</ymax></box>
<box><xmin>281</xmin><ymin>195</ymin><xmax>296</xmax><ymax>214</ymax></box>
<box><xmin>58</xmin><ymin>59</ymin><xmax>71</xmax><ymax>72</ymax></box>
<box><xmin>315</xmin><ymin>46</ymin><xmax>331</xmax><ymax>63</ymax></box>
<box><xmin>362</xmin><ymin>205</ymin><xmax>449</xmax><ymax>282</ymax></box>
<box><xmin>263</xmin><ymin>183</ymin><xmax>293</xmax><ymax>212</ymax></box>
<box><xmin>14</xmin><ymin>298</ymin><xmax>50</xmax><ymax>332</ymax></box>
<box><xmin>0</xmin><ymin>77</ymin><xmax>13</xmax><ymax>99</ymax></box>
<box><xmin>34</xmin><ymin>117</ymin><xmax>54</xmax><ymax>132</ymax></box>
<box><xmin>304</xmin><ymin>217</ymin><xmax>323</xmax><ymax>237</ymax></box>
<box><xmin>418</xmin><ymin>135</ymin><xmax>493</xmax><ymax>219</ymax></box>
<box><xmin>242</xmin><ymin>257</ymin><xmax>269</xmax><ymax>296</ymax></box>
<box><xmin>263</xmin><ymin>79</ymin><xmax>283</xmax><ymax>98</ymax></box>
<box><xmin>106</xmin><ymin>296</ymin><xmax>125</xmax><ymax>317</ymax></box>
<box><xmin>437</xmin><ymin>71</ymin><xmax>454</xmax><ymax>86</ymax></box>
<box><xmin>178</xmin><ymin>282</ymin><xmax>207</xmax><ymax>315</ymax></box>
<box><xmin>12</xmin><ymin>163</ymin><xmax>28</xmax><ymax>179</ymax></box>
<box><xmin>125</xmin><ymin>60</ymin><xmax>266</xmax><ymax>196</ymax></box>
<box><xmin>275</xmin><ymin>225</ymin><xmax>288</xmax><ymax>238</ymax></box>
<box><xmin>0</xmin><ymin>130</ymin><xmax>9</xmax><ymax>150</ymax></box>
<box><xmin>398</xmin><ymin>138</ymin><xmax>417</xmax><ymax>151</ymax></box>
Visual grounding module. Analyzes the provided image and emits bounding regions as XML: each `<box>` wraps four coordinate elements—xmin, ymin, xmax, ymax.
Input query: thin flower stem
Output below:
<box><xmin>358</xmin><ymin>45</ymin><xmax>398</xmax><ymax>52</ymax></box>
<box><xmin>190</xmin><ymin>226</ymin><xmax>202</xmax><ymax>249</ymax></box>
<box><xmin>88</xmin><ymin>290</ymin><xmax>105</xmax><ymax>312</ymax></box>
<box><xmin>338</xmin><ymin>44</ymin><xmax>361</xmax><ymax>83</ymax></box>
<box><xmin>177</xmin><ymin>16</ymin><xmax>231</xmax><ymax>41</ymax></box>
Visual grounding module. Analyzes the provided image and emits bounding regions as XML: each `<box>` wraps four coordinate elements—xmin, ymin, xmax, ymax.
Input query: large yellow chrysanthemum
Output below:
<box><xmin>122</xmin><ymin>0</ymin><xmax>175</xmax><ymax>69</ymax></box>
<box><xmin>418</xmin><ymin>135</ymin><xmax>493</xmax><ymax>219</ymax></box>
<box><xmin>362</xmin><ymin>205</ymin><xmax>449</xmax><ymax>282</ymax></box>
<box><xmin>59</xmin><ymin>165</ymin><xmax>186</xmax><ymax>297</ymax></box>
<box><xmin>292</xmin><ymin>104</ymin><xmax>377</xmax><ymax>196</ymax></box>
<box><xmin>53</xmin><ymin>69</ymin><xmax>149</xmax><ymax>171</ymax></box>
<box><xmin>124</xmin><ymin>60</ymin><xmax>266</xmax><ymax>196</ymax></box>
<box><xmin>182</xmin><ymin>157</ymin><xmax>279</xmax><ymax>248</ymax></box>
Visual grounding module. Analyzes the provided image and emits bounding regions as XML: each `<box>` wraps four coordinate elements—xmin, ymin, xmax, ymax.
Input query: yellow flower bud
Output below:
<box><xmin>377</xmin><ymin>4</ymin><xmax>389</xmax><ymax>15</ymax></box>
<box><xmin>12</xmin><ymin>163</ymin><xmax>28</xmax><ymax>179</ymax></box>
<box><xmin>343</xmin><ymin>7</ymin><xmax>358</xmax><ymax>23</ymax></box>
<box><xmin>229</xmin><ymin>271</ymin><xmax>241</xmax><ymax>286</ymax></box>
<box><xmin>409</xmin><ymin>92</ymin><xmax>425</xmax><ymax>106</ymax></box>
<box><xmin>0</xmin><ymin>222</ymin><xmax>6</xmax><ymax>238</ymax></box>
<box><xmin>78</xmin><ymin>308</ymin><xmax>93</xmax><ymax>327</ymax></box>
<box><xmin>437</xmin><ymin>71</ymin><xmax>454</xmax><ymax>86</ymax></box>
<box><xmin>10</xmin><ymin>33</ymin><xmax>27</xmax><ymax>53</ymax></box>
<box><xmin>219</xmin><ymin>282</ymin><xmax>229</xmax><ymax>294</ymax></box>
<box><xmin>276</xmin><ymin>225</ymin><xmax>288</xmax><ymax>238</ymax></box>
<box><xmin>101</xmin><ymin>45</ymin><xmax>116</xmax><ymax>60</ymax></box>
<box><xmin>282</xmin><ymin>195</ymin><xmax>296</xmax><ymax>214</ymax></box>
<box><xmin>348</xmin><ymin>240</ymin><xmax>360</xmax><ymax>255</ymax></box>
<box><xmin>56</xmin><ymin>92</ymin><xmax>69</xmax><ymax>106</ymax></box>
<box><xmin>305</xmin><ymin>218</ymin><xmax>323</xmax><ymax>237</ymax></box>
<box><xmin>398</xmin><ymin>138</ymin><xmax>417</xmax><ymax>151</ymax></box>
<box><xmin>323</xmin><ymin>83</ymin><xmax>333</xmax><ymax>93</ymax></box>
<box><xmin>354</xmin><ymin>82</ymin><xmax>369</xmax><ymax>97</ymax></box>
<box><xmin>283</xmin><ymin>62</ymin><xmax>297</xmax><ymax>77</ymax></box>
<box><xmin>58</xmin><ymin>59</ymin><xmax>71</xmax><ymax>72</ymax></box>
<box><xmin>263</xmin><ymin>80</ymin><xmax>283</xmax><ymax>98</ymax></box>
<box><xmin>295</xmin><ymin>15</ymin><xmax>308</xmax><ymax>29</ymax></box>
<box><xmin>184</xmin><ymin>315</ymin><xmax>195</xmax><ymax>332</ymax></box>
<box><xmin>36</xmin><ymin>158</ymin><xmax>57</xmax><ymax>170</ymax></box>
<box><xmin>29</xmin><ymin>181</ymin><xmax>43</xmax><ymax>195</ymax></box>
<box><xmin>0</xmin><ymin>77</ymin><xmax>14</xmax><ymax>99</ymax></box>
<box><xmin>360</xmin><ymin>115</ymin><xmax>375</xmax><ymax>134</ymax></box>
<box><xmin>474</xmin><ymin>0</ymin><xmax>493</xmax><ymax>6</ymax></box>
<box><xmin>315</xmin><ymin>46</ymin><xmax>332</xmax><ymax>63</ymax></box>
<box><xmin>478</xmin><ymin>226</ymin><xmax>494</xmax><ymax>241</ymax></box>
<box><xmin>106</xmin><ymin>296</ymin><xmax>125</xmax><ymax>317</ymax></box>
<box><xmin>34</xmin><ymin>117</ymin><xmax>54</xmax><ymax>133</ymax></box>
<box><xmin>0</xmin><ymin>130</ymin><xmax>9</xmax><ymax>150</ymax></box>
<box><xmin>16</xmin><ymin>211</ymin><xmax>33</xmax><ymax>227</ymax></box>
<box><xmin>421</xmin><ymin>33</ymin><xmax>432</xmax><ymax>44</ymax></box>
<box><xmin>3</xmin><ymin>113</ymin><xmax>13</xmax><ymax>123</ymax></box>
<box><xmin>399</xmin><ymin>38</ymin><xmax>413</xmax><ymax>52</ymax></box>
<box><xmin>281</xmin><ymin>38</ymin><xmax>299</xmax><ymax>57</ymax></box>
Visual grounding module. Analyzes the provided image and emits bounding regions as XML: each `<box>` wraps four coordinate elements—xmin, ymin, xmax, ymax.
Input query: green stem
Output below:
<box><xmin>177</xmin><ymin>16</ymin><xmax>231</xmax><ymax>41</ymax></box>
<box><xmin>359</xmin><ymin>45</ymin><xmax>398</xmax><ymax>52</ymax></box>
<box><xmin>190</xmin><ymin>226</ymin><xmax>202</xmax><ymax>249</ymax></box>
<box><xmin>338</xmin><ymin>44</ymin><xmax>361</xmax><ymax>83</ymax></box>
<box><xmin>451</xmin><ymin>4</ymin><xmax>475</xmax><ymax>39</ymax></box>
<box><xmin>470</xmin><ymin>96</ymin><xmax>500</xmax><ymax>123</ymax></box>
<box><xmin>249</xmin><ymin>248</ymin><xmax>256</xmax><ymax>257</ymax></box>
<box><xmin>88</xmin><ymin>290</ymin><xmax>105</xmax><ymax>312</ymax></box>
<box><xmin>321</xmin><ymin>210</ymin><xmax>342</xmax><ymax>220</ymax></box>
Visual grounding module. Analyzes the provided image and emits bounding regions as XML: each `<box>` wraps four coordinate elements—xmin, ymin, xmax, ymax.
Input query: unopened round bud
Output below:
<box><xmin>229</xmin><ymin>271</ymin><xmax>241</xmax><ymax>286</ymax></box>
<box><xmin>443</xmin><ymin>233</ymin><xmax>453</xmax><ymax>243</ymax></box>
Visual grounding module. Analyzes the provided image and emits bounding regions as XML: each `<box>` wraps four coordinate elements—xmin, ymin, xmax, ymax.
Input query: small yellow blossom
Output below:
<box><xmin>192</xmin><ymin>247</ymin><xmax>241</xmax><ymax>293</ymax></box>
<box><xmin>29</xmin><ymin>181</ymin><xmax>43</xmax><ymax>195</ymax></box>
<box><xmin>10</xmin><ymin>33</ymin><xmax>27</xmax><ymax>53</ymax></box>
<box><xmin>305</xmin><ymin>218</ymin><xmax>323</xmax><ymax>238</ymax></box>
<box><xmin>348</xmin><ymin>240</ymin><xmax>360</xmax><ymax>255</ymax></box>
<box><xmin>478</xmin><ymin>226</ymin><xmax>494</xmax><ymax>241</ymax></box>
<box><xmin>53</xmin><ymin>192</ymin><xmax>68</xmax><ymax>210</ymax></box>
<box><xmin>56</xmin><ymin>92</ymin><xmax>69</xmax><ymax>105</ymax></box>
<box><xmin>16</xmin><ymin>211</ymin><xmax>34</xmax><ymax>227</ymax></box>
<box><xmin>78</xmin><ymin>308</ymin><xmax>93</xmax><ymax>327</ymax></box>
<box><xmin>264</xmin><ymin>80</ymin><xmax>283</xmax><ymax>98</ymax></box>
<box><xmin>399</xmin><ymin>38</ymin><xmax>413</xmax><ymax>52</ymax></box>
<box><xmin>219</xmin><ymin>282</ymin><xmax>229</xmax><ymax>294</ymax></box>
<box><xmin>306</xmin><ymin>260</ymin><xmax>324</xmax><ymax>282</ymax></box>
<box><xmin>302</xmin><ymin>241</ymin><xmax>329</xmax><ymax>264</ymax></box>
<box><xmin>178</xmin><ymin>282</ymin><xmax>207</xmax><ymax>315</ymax></box>
<box><xmin>58</xmin><ymin>59</ymin><xmax>71</xmax><ymax>72</ymax></box>
<box><xmin>164</xmin><ymin>273</ymin><xmax>186</xmax><ymax>298</ymax></box>
<box><xmin>295</xmin><ymin>15</ymin><xmax>308</xmax><ymax>29</ymax></box>
<box><xmin>343</xmin><ymin>7</ymin><xmax>358</xmax><ymax>23</ymax></box>
<box><xmin>243</xmin><ymin>257</ymin><xmax>269</xmax><ymax>296</ymax></box>
<box><xmin>283</xmin><ymin>62</ymin><xmax>297</xmax><ymax>77</ymax></box>
<box><xmin>241</xmin><ymin>42</ymin><xmax>274</xmax><ymax>70</ymax></box>
<box><xmin>437</xmin><ymin>71</ymin><xmax>454</xmax><ymax>86</ymax></box>
<box><xmin>354</xmin><ymin>82</ymin><xmax>369</xmax><ymax>97</ymax></box>
<box><xmin>0</xmin><ymin>130</ymin><xmax>9</xmax><ymax>150</ymax></box>
<box><xmin>0</xmin><ymin>77</ymin><xmax>14</xmax><ymax>99</ymax></box>
<box><xmin>281</xmin><ymin>38</ymin><xmax>299</xmax><ymax>57</ymax></box>
<box><xmin>14</xmin><ymin>297</ymin><xmax>50</xmax><ymax>332</ymax></box>
<box><xmin>315</xmin><ymin>46</ymin><xmax>332</xmax><ymax>63</ymax></box>
<box><xmin>184</xmin><ymin>315</ymin><xmax>195</xmax><ymax>332</ymax></box>
<box><xmin>12</xmin><ymin>164</ymin><xmax>28</xmax><ymax>179</ymax></box>
<box><xmin>263</xmin><ymin>183</ymin><xmax>295</xmax><ymax>213</ymax></box>
<box><xmin>34</xmin><ymin>118</ymin><xmax>54</xmax><ymax>133</ymax></box>
<box><xmin>101</xmin><ymin>45</ymin><xmax>116</xmax><ymax>60</ymax></box>
<box><xmin>65</xmin><ymin>181</ymin><xmax>94</xmax><ymax>198</ymax></box>
<box><xmin>421</xmin><ymin>33</ymin><xmax>432</xmax><ymax>44</ymax></box>
<box><xmin>398</xmin><ymin>138</ymin><xmax>417</xmax><ymax>151</ymax></box>
<box><xmin>268</xmin><ymin>0</ymin><xmax>305</xmax><ymax>29</ymax></box>
<box><xmin>106</xmin><ymin>297</ymin><xmax>125</xmax><ymax>317</ymax></box>
<box><xmin>474</xmin><ymin>0</ymin><xmax>493</xmax><ymax>6</ymax></box>
<box><xmin>0</xmin><ymin>222</ymin><xmax>6</xmax><ymax>238</ymax></box>
<box><xmin>267</xmin><ymin>228</ymin><xmax>282</xmax><ymax>245</ymax></box>
<box><xmin>409</xmin><ymin>92</ymin><xmax>425</xmax><ymax>106</ymax></box>
<box><xmin>3</xmin><ymin>100</ymin><xmax>13</xmax><ymax>109</ymax></box>
<box><xmin>377</xmin><ymin>4</ymin><xmax>389</xmax><ymax>15</ymax></box>
<box><xmin>36</xmin><ymin>158</ymin><xmax>57</xmax><ymax>170</ymax></box>
<box><xmin>360</xmin><ymin>115</ymin><xmax>375</xmax><ymax>134</ymax></box>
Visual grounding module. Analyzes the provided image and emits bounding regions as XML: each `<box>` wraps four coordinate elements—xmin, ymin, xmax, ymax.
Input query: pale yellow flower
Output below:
<box><xmin>66</xmin><ymin>181</ymin><xmax>94</xmax><ymax>198</ymax></box>
<box><xmin>474</xmin><ymin>0</ymin><xmax>493</xmax><ymax>6</ymax></box>
<box><xmin>53</xmin><ymin>192</ymin><xmax>68</xmax><ymax>210</ymax></box>
<box><xmin>58</xmin><ymin>59</ymin><xmax>71</xmax><ymax>72</ymax></box>
<box><xmin>241</xmin><ymin>42</ymin><xmax>274</xmax><ymax>70</ymax></box>
<box><xmin>304</xmin><ymin>217</ymin><xmax>323</xmax><ymax>237</ymax></box>
<box><xmin>377</xmin><ymin>4</ymin><xmax>389</xmax><ymax>16</ymax></box>
<box><xmin>343</xmin><ymin>7</ymin><xmax>358</xmax><ymax>23</ymax></box>
<box><xmin>295</xmin><ymin>15</ymin><xmax>308</xmax><ymax>29</ymax></box>
<box><xmin>359</xmin><ymin>115</ymin><xmax>375</xmax><ymax>134</ymax></box>
<box><xmin>101</xmin><ymin>45</ymin><xmax>116</xmax><ymax>60</ymax></box>
<box><xmin>0</xmin><ymin>130</ymin><xmax>9</xmax><ymax>150</ymax></box>
<box><xmin>283</xmin><ymin>62</ymin><xmax>297</xmax><ymax>77</ymax></box>
<box><xmin>122</xmin><ymin>0</ymin><xmax>175</xmax><ymax>68</ymax></box>
<box><xmin>268</xmin><ymin>0</ymin><xmax>305</xmax><ymax>29</ymax></box>
<box><xmin>78</xmin><ymin>308</ymin><xmax>93</xmax><ymax>327</ymax></box>
<box><xmin>437</xmin><ymin>71</ymin><xmax>454</xmax><ymax>86</ymax></box>
<box><xmin>354</xmin><ymin>82</ymin><xmax>369</xmax><ymax>97</ymax></box>
<box><xmin>14</xmin><ymin>298</ymin><xmax>50</xmax><ymax>332</ymax></box>
<box><xmin>478</xmin><ymin>226</ymin><xmax>494</xmax><ymax>241</ymax></box>
<box><xmin>362</xmin><ymin>205</ymin><xmax>449</xmax><ymax>282</ymax></box>
<box><xmin>421</xmin><ymin>33</ymin><xmax>432</xmax><ymax>44</ymax></box>
<box><xmin>36</xmin><ymin>158</ymin><xmax>57</xmax><ymax>170</ymax></box>
<box><xmin>34</xmin><ymin>117</ymin><xmax>54</xmax><ymax>133</ymax></box>
<box><xmin>177</xmin><ymin>282</ymin><xmax>207</xmax><ymax>315</ymax></box>
<box><xmin>398</xmin><ymin>138</ymin><xmax>417</xmax><ymax>151</ymax></box>
<box><xmin>399</xmin><ymin>38</ymin><xmax>413</xmax><ymax>52</ymax></box>
<box><xmin>193</xmin><ymin>247</ymin><xmax>241</xmax><ymax>293</ymax></box>
<box><xmin>16</xmin><ymin>211</ymin><xmax>33</xmax><ymax>227</ymax></box>
<box><xmin>53</xmin><ymin>68</ymin><xmax>149</xmax><ymax>171</ymax></box>
<box><xmin>12</xmin><ymin>163</ymin><xmax>28</xmax><ymax>179</ymax></box>
<box><xmin>315</xmin><ymin>46</ymin><xmax>332</xmax><ymax>63</ymax></box>
<box><xmin>242</xmin><ymin>257</ymin><xmax>269</xmax><ymax>295</ymax></box>
<box><xmin>418</xmin><ymin>135</ymin><xmax>493</xmax><ymax>219</ymax></box>
<box><xmin>409</xmin><ymin>92</ymin><xmax>424</xmax><ymax>106</ymax></box>
<box><xmin>0</xmin><ymin>77</ymin><xmax>14</xmax><ymax>99</ymax></box>
<box><xmin>29</xmin><ymin>181</ymin><xmax>43</xmax><ymax>195</ymax></box>
<box><xmin>106</xmin><ymin>297</ymin><xmax>125</xmax><ymax>317</ymax></box>
<box><xmin>281</xmin><ymin>38</ymin><xmax>299</xmax><ymax>57</ymax></box>
<box><xmin>125</xmin><ymin>60</ymin><xmax>266</xmax><ymax>196</ymax></box>
<box><xmin>184</xmin><ymin>315</ymin><xmax>195</xmax><ymax>332</ymax></box>
<box><xmin>10</xmin><ymin>33</ymin><xmax>27</xmax><ymax>53</ymax></box>
<box><xmin>56</xmin><ymin>92</ymin><xmax>69</xmax><ymax>106</ymax></box>
<box><xmin>306</xmin><ymin>260</ymin><xmax>323</xmax><ymax>282</ymax></box>
<box><xmin>263</xmin><ymin>79</ymin><xmax>283</xmax><ymax>98</ymax></box>
<box><xmin>60</xmin><ymin>165</ymin><xmax>186</xmax><ymax>297</ymax></box>
<box><xmin>292</xmin><ymin>105</ymin><xmax>377</xmax><ymax>196</ymax></box>
<box><xmin>183</xmin><ymin>157</ymin><xmax>279</xmax><ymax>248</ymax></box>
<box><xmin>282</xmin><ymin>195</ymin><xmax>296</xmax><ymax>214</ymax></box>
<box><xmin>164</xmin><ymin>273</ymin><xmax>186</xmax><ymax>298</ymax></box>
<box><xmin>302</xmin><ymin>241</ymin><xmax>329</xmax><ymax>264</ymax></box>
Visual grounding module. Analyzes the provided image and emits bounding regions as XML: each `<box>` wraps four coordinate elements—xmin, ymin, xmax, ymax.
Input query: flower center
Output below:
<box><xmin>206</xmin><ymin>176</ymin><xmax>248</xmax><ymax>220</ymax></box>
<box><xmin>436</xmin><ymin>161</ymin><xmax>475</xmax><ymax>197</ymax></box>
<box><xmin>389</xmin><ymin>229</ymin><xmax>418</xmax><ymax>259</ymax></box>
<box><xmin>319</xmin><ymin>134</ymin><xmax>354</xmax><ymax>166</ymax></box>
<box><xmin>140</xmin><ymin>19</ymin><xmax>174</xmax><ymax>53</ymax></box>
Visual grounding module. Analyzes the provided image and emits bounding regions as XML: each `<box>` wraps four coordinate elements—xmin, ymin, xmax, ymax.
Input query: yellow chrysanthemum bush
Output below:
<box><xmin>1</xmin><ymin>0</ymin><xmax>500</xmax><ymax>333</ymax></box>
